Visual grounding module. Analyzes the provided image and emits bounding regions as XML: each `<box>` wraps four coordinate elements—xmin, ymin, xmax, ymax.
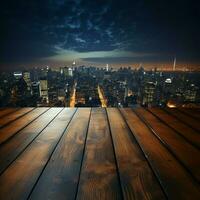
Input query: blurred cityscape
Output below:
<box><xmin>0</xmin><ymin>64</ymin><xmax>200</xmax><ymax>107</ymax></box>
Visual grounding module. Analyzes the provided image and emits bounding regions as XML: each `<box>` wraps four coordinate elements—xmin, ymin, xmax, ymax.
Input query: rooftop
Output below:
<box><xmin>0</xmin><ymin>107</ymin><xmax>199</xmax><ymax>199</ymax></box>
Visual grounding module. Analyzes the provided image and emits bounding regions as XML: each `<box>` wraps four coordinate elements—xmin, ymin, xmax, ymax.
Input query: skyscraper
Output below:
<box><xmin>173</xmin><ymin>57</ymin><xmax>176</xmax><ymax>71</ymax></box>
<box><xmin>39</xmin><ymin>79</ymin><xmax>49</xmax><ymax>104</ymax></box>
<box><xmin>106</xmin><ymin>64</ymin><xmax>109</xmax><ymax>72</ymax></box>
<box><xmin>142</xmin><ymin>82</ymin><xmax>156</xmax><ymax>106</ymax></box>
<box><xmin>63</xmin><ymin>67</ymin><xmax>73</xmax><ymax>77</ymax></box>
<box><xmin>23</xmin><ymin>72</ymin><xmax>32</xmax><ymax>91</ymax></box>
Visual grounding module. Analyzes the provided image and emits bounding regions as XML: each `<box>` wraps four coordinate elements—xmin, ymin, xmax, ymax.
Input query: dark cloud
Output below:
<box><xmin>0</xmin><ymin>0</ymin><xmax>200</xmax><ymax>67</ymax></box>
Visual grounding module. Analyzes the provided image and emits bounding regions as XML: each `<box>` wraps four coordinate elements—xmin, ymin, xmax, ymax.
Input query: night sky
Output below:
<box><xmin>1</xmin><ymin>0</ymin><xmax>200</xmax><ymax>70</ymax></box>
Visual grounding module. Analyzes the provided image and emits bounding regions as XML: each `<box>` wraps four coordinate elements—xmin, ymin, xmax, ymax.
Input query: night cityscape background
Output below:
<box><xmin>0</xmin><ymin>65</ymin><xmax>200</xmax><ymax>107</ymax></box>
<box><xmin>1</xmin><ymin>1</ymin><xmax>200</xmax><ymax>199</ymax></box>
<box><xmin>0</xmin><ymin>0</ymin><xmax>200</xmax><ymax>107</ymax></box>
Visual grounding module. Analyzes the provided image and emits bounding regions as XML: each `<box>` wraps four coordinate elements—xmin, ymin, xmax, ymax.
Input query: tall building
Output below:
<box><xmin>10</xmin><ymin>78</ymin><xmax>28</xmax><ymax>106</ymax></box>
<box><xmin>68</xmin><ymin>67</ymin><xmax>73</xmax><ymax>76</ymax></box>
<box><xmin>39</xmin><ymin>79</ymin><xmax>49</xmax><ymax>103</ymax></box>
<box><xmin>57</xmin><ymin>88</ymin><xmax>66</xmax><ymax>106</ymax></box>
<box><xmin>106</xmin><ymin>64</ymin><xmax>109</xmax><ymax>72</ymax></box>
<box><xmin>173</xmin><ymin>57</ymin><xmax>176</xmax><ymax>71</ymax></box>
<box><xmin>163</xmin><ymin>78</ymin><xmax>173</xmax><ymax>102</ymax></box>
<box><xmin>184</xmin><ymin>84</ymin><xmax>198</xmax><ymax>102</ymax></box>
<box><xmin>60</xmin><ymin>67</ymin><xmax>64</xmax><ymax>75</ymax></box>
<box><xmin>142</xmin><ymin>82</ymin><xmax>156</xmax><ymax>106</ymax></box>
<box><xmin>63</xmin><ymin>67</ymin><xmax>73</xmax><ymax>77</ymax></box>
<box><xmin>31</xmin><ymin>82</ymin><xmax>40</xmax><ymax>97</ymax></box>
<box><xmin>23</xmin><ymin>72</ymin><xmax>32</xmax><ymax>91</ymax></box>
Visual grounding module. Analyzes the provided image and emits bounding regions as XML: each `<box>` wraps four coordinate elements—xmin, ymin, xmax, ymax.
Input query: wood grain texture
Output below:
<box><xmin>0</xmin><ymin>107</ymin><xmax>34</xmax><ymax>128</ymax></box>
<box><xmin>29</xmin><ymin>108</ymin><xmax>90</xmax><ymax>200</ymax></box>
<box><xmin>76</xmin><ymin>108</ymin><xmax>122</xmax><ymax>200</ymax></box>
<box><xmin>177</xmin><ymin>108</ymin><xmax>200</xmax><ymax>120</ymax></box>
<box><xmin>0</xmin><ymin>108</ymin><xmax>19</xmax><ymax>118</ymax></box>
<box><xmin>107</xmin><ymin>108</ymin><xmax>166</xmax><ymax>200</ymax></box>
<box><xmin>0</xmin><ymin>108</ymin><xmax>62</xmax><ymax>174</ymax></box>
<box><xmin>0</xmin><ymin>107</ymin><xmax>199</xmax><ymax>200</ymax></box>
<box><xmin>148</xmin><ymin>108</ymin><xmax>200</xmax><ymax>149</ymax></box>
<box><xmin>164</xmin><ymin>108</ymin><xmax>200</xmax><ymax>132</ymax></box>
<box><xmin>0</xmin><ymin>107</ymin><xmax>49</xmax><ymax>145</ymax></box>
<box><xmin>120</xmin><ymin>108</ymin><xmax>200</xmax><ymax>200</ymax></box>
<box><xmin>135</xmin><ymin>108</ymin><xmax>200</xmax><ymax>183</ymax></box>
<box><xmin>0</xmin><ymin>108</ymin><xmax>75</xmax><ymax>200</ymax></box>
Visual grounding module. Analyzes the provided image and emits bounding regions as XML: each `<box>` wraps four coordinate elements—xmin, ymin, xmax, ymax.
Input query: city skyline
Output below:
<box><xmin>1</xmin><ymin>65</ymin><xmax>200</xmax><ymax>107</ymax></box>
<box><xmin>1</xmin><ymin>0</ymin><xmax>200</xmax><ymax>70</ymax></box>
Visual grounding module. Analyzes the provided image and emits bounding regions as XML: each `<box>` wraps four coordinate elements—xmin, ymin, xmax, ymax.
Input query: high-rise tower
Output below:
<box><xmin>173</xmin><ymin>57</ymin><xmax>176</xmax><ymax>71</ymax></box>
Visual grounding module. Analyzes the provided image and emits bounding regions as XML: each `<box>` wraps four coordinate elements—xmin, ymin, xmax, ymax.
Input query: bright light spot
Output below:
<box><xmin>165</xmin><ymin>78</ymin><xmax>172</xmax><ymax>83</ymax></box>
<box><xmin>167</xmin><ymin>102</ymin><xmax>176</xmax><ymax>108</ymax></box>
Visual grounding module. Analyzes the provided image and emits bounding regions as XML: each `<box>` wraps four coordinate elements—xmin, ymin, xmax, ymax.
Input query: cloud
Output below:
<box><xmin>44</xmin><ymin>46</ymin><xmax>157</xmax><ymax>65</ymax></box>
<box><xmin>75</xmin><ymin>37</ymin><xmax>86</xmax><ymax>43</ymax></box>
<box><xmin>1</xmin><ymin>0</ymin><xmax>200</xmax><ymax>67</ymax></box>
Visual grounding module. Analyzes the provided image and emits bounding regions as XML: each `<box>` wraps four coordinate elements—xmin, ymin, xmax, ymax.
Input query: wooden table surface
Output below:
<box><xmin>0</xmin><ymin>107</ymin><xmax>199</xmax><ymax>200</ymax></box>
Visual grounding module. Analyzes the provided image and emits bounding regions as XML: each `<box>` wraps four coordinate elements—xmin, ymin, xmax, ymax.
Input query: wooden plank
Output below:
<box><xmin>135</xmin><ymin>108</ymin><xmax>200</xmax><ymax>183</ymax></box>
<box><xmin>107</xmin><ymin>108</ymin><xmax>166</xmax><ymax>200</ymax></box>
<box><xmin>76</xmin><ymin>108</ymin><xmax>122</xmax><ymax>200</ymax></box>
<box><xmin>164</xmin><ymin>108</ymin><xmax>200</xmax><ymax>132</ymax></box>
<box><xmin>148</xmin><ymin>108</ymin><xmax>200</xmax><ymax>149</ymax></box>
<box><xmin>0</xmin><ymin>108</ymin><xmax>19</xmax><ymax>118</ymax></box>
<box><xmin>0</xmin><ymin>107</ymin><xmax>34</xmax><ymax>128</ymax></box>
<box><xmin>120</xmin><ymin>108</ymin><xmax>200</xmax><ymax>199</ymax></box>
<box><xmin>29</xmin><ymin>108</ymin><xmax>91</xmax><ymax>200</ymax></box>
<box><xmin>177</xmin><ymin>108</ymin><xmax>200</xmax><ymax>120</ymax></box>
<box><xmin>0</xmin><ymin>107</ymin><xmax>49</xmax><ymax>145</ymax></box>
<box><xmin>0</xmin><ymin>108</ymin><xmax>76</xmax><ymax>200</ymax></box>
<box><xmin>0</xmin><ymin>108</ymin><xmax>63</xmax><ymax>174</ymax></box>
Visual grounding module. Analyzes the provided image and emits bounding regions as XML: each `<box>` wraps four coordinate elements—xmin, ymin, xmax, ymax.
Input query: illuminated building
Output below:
<box><xmin>173</xmin><ymin>57</ymin><xmax>176</xmax><ymax>71</ymax></box>
<box><xmin>142</xmin><ymin>82</ymin><xmax>156</xmax><ymax>106</ymax></box>
<box><xmin>63</xmin><ymin>67</ymin><xmax>73</xmax><ymax>77</ymax></box>
<box><xmin>184</xmin><ymin>84</ymin><xmax>198</xmax><ymax>102</ymax></box>
<box><xmin>68</xmin><ymin>68</ymin><xmax>73</xmax><ymax>76</ymax></box>
<box><xmin>23</xmin><ymin>72</ymin><xmax>32</xmax><ymax>91</ymax></box>
<box><xmin>106</xmin><ymin>64</ymin><xmax>109</xmax><ymax>72</ymax></box>
<box><xmin>40</xmin><ymin>68</ymin><xmax>48</xmax><ymax>77</ymax></box>
<box><xmin>31</xmin><ymin>82</ymin><xmax>40</xmax><ymax>97</ymax></box>
<box><xmin>165</xmin><ymin>78</ymin><xmax>172</xmax><ymax>84</ymax></box>
<box><xmin>39</xmin><ymin>79</ymin><xmax>49</xmax><ymax>104</ymax></box>
<box><xmin>13</xmin><ymin>72</ymin><xmax>23</xmax><ymax>80</ymax></box>
<box><xmin>163</xmin><ymin>78</ymin><xmax>173</xmax><ymax>102</ymax></box>
<box><xmin>60</xmin><ymin>67</ymin><xmax>63</xmax><ymax>75</ymax></box>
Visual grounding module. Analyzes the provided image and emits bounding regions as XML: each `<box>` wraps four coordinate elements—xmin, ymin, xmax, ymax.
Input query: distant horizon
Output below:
<box><xmin>1</xmin><ymin>61</ymin><xmax>200</xmax><ymax>72</ymax></box>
